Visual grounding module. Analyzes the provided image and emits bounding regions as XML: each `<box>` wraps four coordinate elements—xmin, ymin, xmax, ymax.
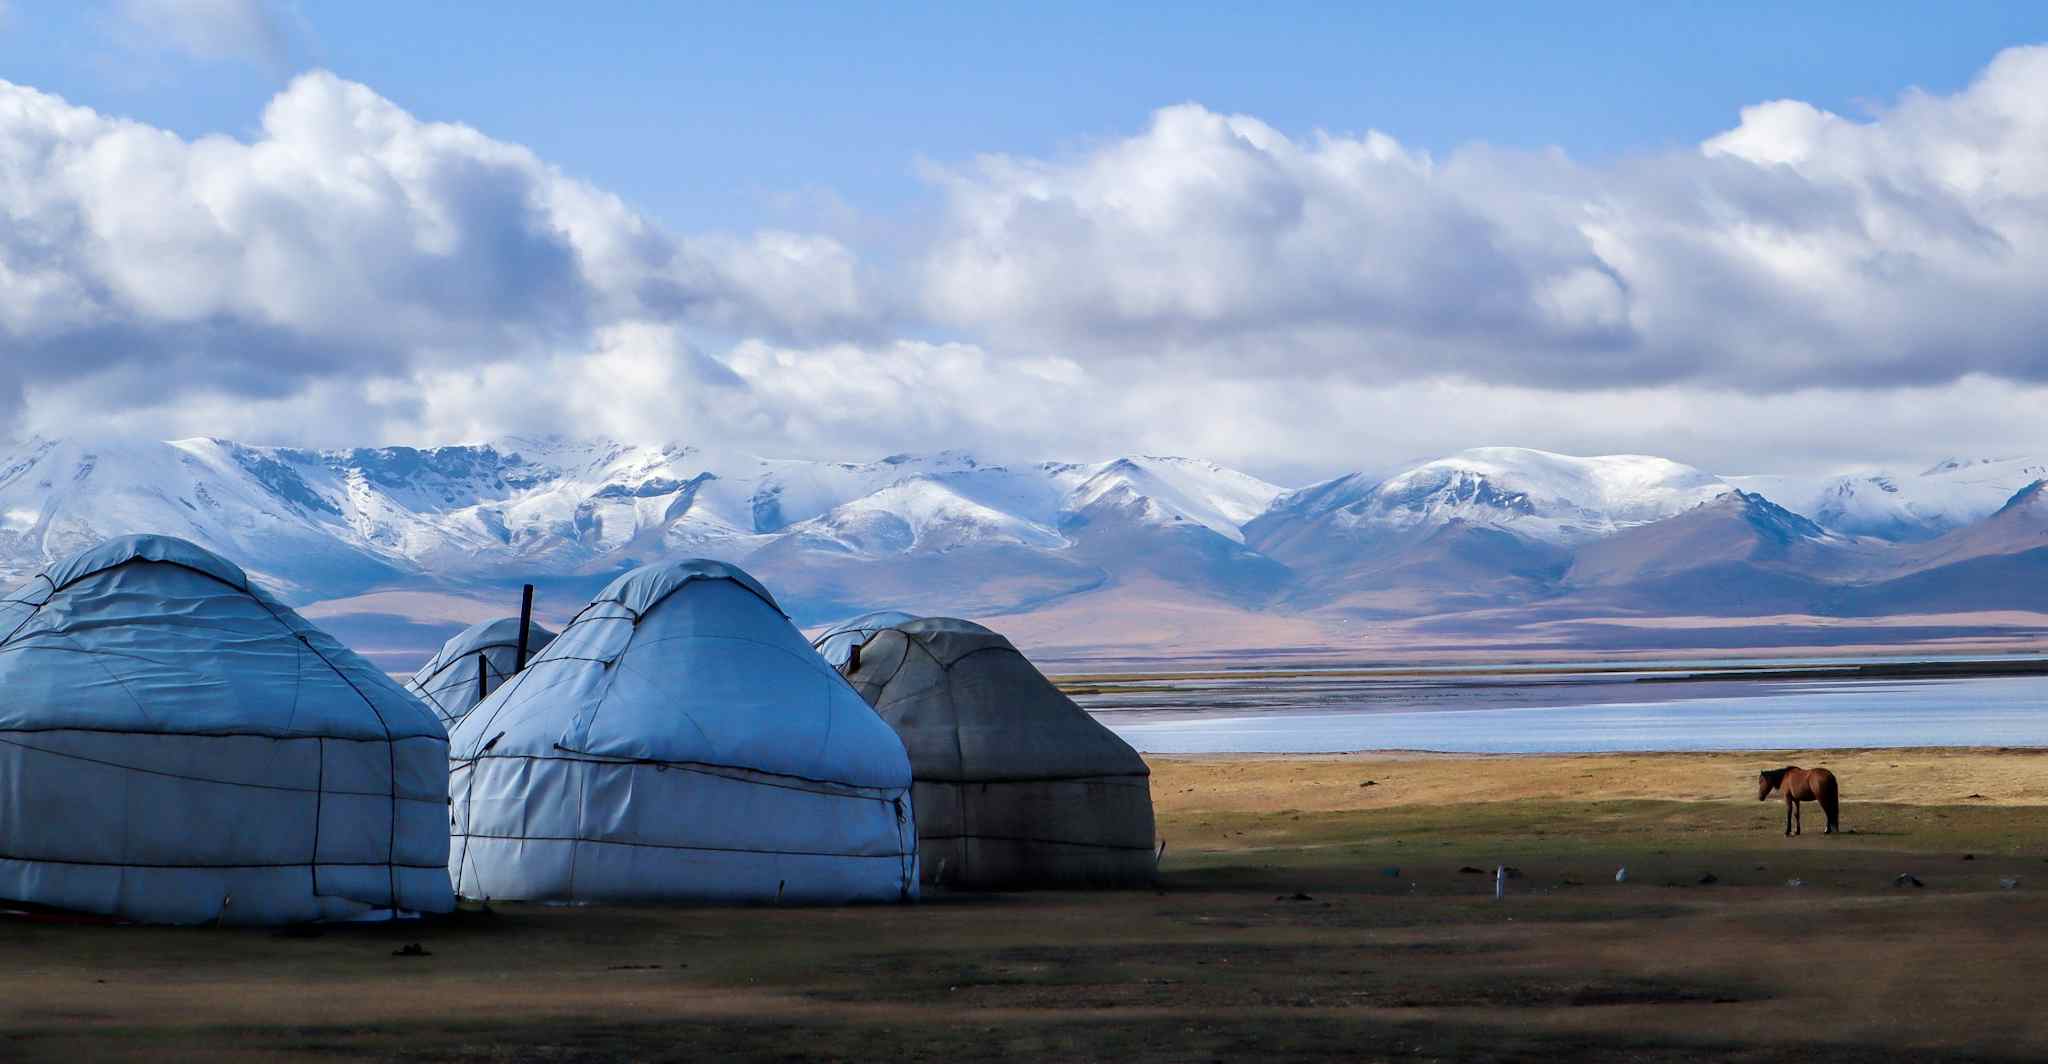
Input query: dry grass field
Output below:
<box><xmin>6</xmin><ymin>748</ymin><xmax>2048</xmax><ymax>1062</ymax></box>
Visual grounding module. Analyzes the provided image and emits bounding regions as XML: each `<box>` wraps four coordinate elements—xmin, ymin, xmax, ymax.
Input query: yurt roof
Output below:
<box><xmin>38</xmin><ymin>531</ymin><xmax>249</xmax><ymax>594</ymax></box>
<box><xmin>584</xmin><ymin>556</ymin><xmax>783</xmax><ymax>622</ymax></box>
<box><xmin>815</xmin><ymin>608</ymin><xmax>921</xmax><ymax>644</ymax></box>
<box><xmin>0</xmin><ymin>533</ymin><xmax>439</xmax><ymax>741</ymax></box>
<box><xmin>411</xmin><ymin>616</ymin><xmax>556</xmax><ymax>683</ymax></box>
<box><xmin>449</xmin><ymin>557</ymin><xmax>907</xmax><ymax>791</ymax></box>
<box><xmin>812</xmin><ymin>608</ymin><xmax>921</xmax><ymax>665</ymax></box>
<box><xmin>846</xmin><ymin>617</ymin><xmax>1147</xmax><ymax>782</ymax></box>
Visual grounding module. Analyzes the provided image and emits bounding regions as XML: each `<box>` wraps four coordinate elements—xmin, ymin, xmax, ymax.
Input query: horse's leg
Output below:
<box><xmin>1785</xmin><ymin>796</ymin><xmax>1794</xmax><ymax>836</ymax></box>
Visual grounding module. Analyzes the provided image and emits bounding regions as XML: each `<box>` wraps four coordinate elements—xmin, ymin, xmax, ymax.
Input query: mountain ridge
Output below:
<box><xmin>4</xmin><ymin>435</ymin><xmax>2044</xmax><ymax>666</ymax></box>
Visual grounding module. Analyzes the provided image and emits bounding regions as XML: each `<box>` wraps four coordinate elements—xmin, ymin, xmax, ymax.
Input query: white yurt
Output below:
<box><xmin>810</xmin><ymin>608</ymin><xmax>919</xmax><ymax>668</ymax></box>
<box><xmin>839</xmin><ymin>617</ymin><xmax>1157</xmax><ymax>888</ymax></box>
<box><xmin>405</xmin><ymin>617</ymin><xmax>556</xmax><ymax>727</ymax></box>
<box><xmin>447</xmin><ymin>559</ymin><xmax>919</xmax><ymax>904</ymax></box>
<box><xmin>0</xmin><ymin>535</ymin><xmax>453</xmax><ymax>924</ymax></box>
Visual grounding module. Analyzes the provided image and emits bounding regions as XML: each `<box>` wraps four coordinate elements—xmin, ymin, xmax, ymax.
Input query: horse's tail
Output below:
<box><xmin>1820</xmin><ymin>771</ymin><xmax>1841</xmax><ymax>828</ymax></box>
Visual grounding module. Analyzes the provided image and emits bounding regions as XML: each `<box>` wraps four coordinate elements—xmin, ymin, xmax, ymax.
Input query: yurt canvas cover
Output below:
<box><xmin>0</xmin><ymin>535</ymin><xmax>453</xmax><ymax>924</ymax></box>
<box><xmin>405</xmin><ymin>617</ymin><xmax>556</xmax><ymax>727</ymax></box>
<box><xmin>811</xmin><ymin>608</ymin><xmax>918</xmax><ymax>668</ymax></box>
<box><xmin>447</xmin><ymin>559</ymin><xmax>918</xmax><ymax>904</ymax></box>
<box><xmin>840</xmin><ymin>617</ymin><xmax>1156</xmax><ymax>888</ymax></box>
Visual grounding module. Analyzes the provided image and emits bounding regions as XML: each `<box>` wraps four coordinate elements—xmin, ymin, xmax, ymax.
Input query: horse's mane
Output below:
<box><xmin>1760</xmin><ymin>766</ymin><xmax>1796</xmax><ymax>785</ymax></box>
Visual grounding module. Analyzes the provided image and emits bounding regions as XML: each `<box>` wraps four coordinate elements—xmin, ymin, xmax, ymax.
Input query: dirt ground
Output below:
<box><xmin>6</xmin><ymin>748</ymin><xmax>2048</xmax><ymax>1062</ymax></box>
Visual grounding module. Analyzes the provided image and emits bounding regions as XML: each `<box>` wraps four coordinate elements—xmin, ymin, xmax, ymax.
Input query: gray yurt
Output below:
<box><xmin>404</xmin><ymin>617</ymin><xmax>556</xmax><ymax>727</ymax></box>
<box><xmin>838</xmin><ymin>617</ymin><xmax>1156</xmax><ymax>888</ymax></box>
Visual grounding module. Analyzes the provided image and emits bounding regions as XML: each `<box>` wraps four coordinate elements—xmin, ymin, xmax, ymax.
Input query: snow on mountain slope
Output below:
<box><xmin>11</xmin><ymin>431</ymin><xmax>2047</xmax><ymax>658</ymax></box>
<box><xmin>1259</xmin><ymin>471</ymin><xmax>1380</xmax><ymax>523</ymax></box>
<box><xmin>1893</xmin><ymin>479</ymin><xmax>2048</xmax><ymax>572</ymax></box>
<box><xmin>753</xmin><ymin>455</ymin><xmax>1284</xmax><ymax>558</ymax></box>
<box><xmin>1256</xmin><ymin>447</ymin><xmax>1732</xmax><ymax>547</ymax></box>
<box><xmin>252</xmin><ymin>442</ymin><xmax>550</xmax><ymax>566</ymax></box>
<box><xmin>0</xmin><ymin>435</ymin><xmax>1283</xmax><ymax>609</ymax></box>
<box><xmin>0</xmin><ymin>436</ymin><xmax>403</xmax><ymax>598</ymax></box>
<box><xmin>779</xmin><ymin>478</ymin><xmax>1068</xmax><ymax>555</ymax></box>
<box><xmin>1728</xmin><ymin>456</ymin><xmax>2048</xmax><ymax>542</ymax></box>
<box><xmin>1062</xmin><ymin>457</ymin><xmax>1284</xmax><ymax>543</ymax></box>
<box><xmin>733</xmin><ymin>450</ymin><xmax>993</xmax><ymax>532</ymax></box>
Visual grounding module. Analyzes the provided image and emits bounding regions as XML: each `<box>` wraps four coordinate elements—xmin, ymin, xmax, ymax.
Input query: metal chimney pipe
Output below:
<box><xmin>516</xmin><ymin>584</ymin><xmax>535</xmax><ymax>670</ymax></box>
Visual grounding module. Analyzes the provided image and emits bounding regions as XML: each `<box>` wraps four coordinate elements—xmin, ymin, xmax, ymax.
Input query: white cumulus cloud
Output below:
<box><xmin>6</xmin><ymin>48</ymin><xmax>2048</xmax><ymax>480</ymax></box>
<box><xmin>0</xmin><ymin>71</ymin><xmax>882</xmax><ymax>430</ymax></box>
<box><xmin>917</xmin><ymin>47</ymin><xmax>2048</xmax><ymax>393</ymax></box>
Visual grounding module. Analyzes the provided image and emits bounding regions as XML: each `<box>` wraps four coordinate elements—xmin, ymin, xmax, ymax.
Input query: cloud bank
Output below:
<box><xmin>4</xmin><ymin>48</ymin><xmax>2048</xmax><ymax>478</ymax></box>
<box><xmin>921</xmin><ymin>48</ymin><xmax>2048</xmax><ymax>391</ymax></box>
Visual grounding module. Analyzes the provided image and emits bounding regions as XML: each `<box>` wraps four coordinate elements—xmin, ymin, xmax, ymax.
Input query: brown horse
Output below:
<box><xmin>1758</xmin><ymin>766</ymin><xmax>1839</xmax><ymax>836</ymax></box>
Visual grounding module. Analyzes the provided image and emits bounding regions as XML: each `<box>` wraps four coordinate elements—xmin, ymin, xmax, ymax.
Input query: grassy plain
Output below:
<box><xmin>6</xmin><ymin>749</ymin><xmax>2048</xmax><ymax>1062</ymax></box>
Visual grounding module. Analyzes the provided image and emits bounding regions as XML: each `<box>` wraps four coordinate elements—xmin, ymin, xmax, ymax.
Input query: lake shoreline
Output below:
<box><xmin>1056</xmin><ymin>651</ymin><xmax>2048</xmax><ymax>691</ymax></box>
<box><xmin>1149</xmin><ymin>743</ymin><xmax>2048</xmax><ymax>761</ymax></box>
<box><xmin>1079</xmin><ymin>664</ymin><xmax>2048</xmax><ymax>756</ymax></box>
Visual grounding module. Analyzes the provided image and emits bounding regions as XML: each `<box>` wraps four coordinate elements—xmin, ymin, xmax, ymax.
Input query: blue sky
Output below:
<box><xmin>3</xmin><ymin>3</ymin><xmax>2048</xmax><ymax>479</ymax></box>
<box><xmin>8</xmin><ymin>2</ymin><xmax>2046</xmax><ymax>233</ymax></box>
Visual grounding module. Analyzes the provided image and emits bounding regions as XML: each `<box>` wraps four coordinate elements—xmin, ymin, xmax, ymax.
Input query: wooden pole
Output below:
<box><xmin>516</xmin><ymin>584</ymin><xmax>535</xmax><ymax>670</ymax></box>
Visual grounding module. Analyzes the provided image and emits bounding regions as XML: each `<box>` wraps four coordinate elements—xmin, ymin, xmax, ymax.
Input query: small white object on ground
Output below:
<box><xmin>1786</xmin><ymin>878</ymin><xmax>1806</xmax><ymax>887</ymax></box>
<box><xmin>1614</xmin><ymin>867</ymin><xmax>1628</xmax><ymax>883</ymax></box>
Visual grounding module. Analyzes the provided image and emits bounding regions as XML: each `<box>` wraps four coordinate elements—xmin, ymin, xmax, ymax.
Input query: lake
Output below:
<box><xmin>1084</xmin><ymin>672</ymin><xmax>2048</xmax><ymax>754</ymax></box>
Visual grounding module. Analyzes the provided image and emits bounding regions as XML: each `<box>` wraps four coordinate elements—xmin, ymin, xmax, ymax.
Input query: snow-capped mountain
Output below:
<box><xmin>0</xmin><ymin>435</ymin><xmax>1286</xmax><ymax>607</ymax></box>
<box><xmin>1220</xmin><ymin>449</ymin><xmax>1736</xmax><ymax>618</ymax></box>
<box><xmin>1063</xmin><ymin>457</ymin><xmax>1284</xmax><ymax>544</ymax></box>
<box><xmin>1565</xmin><ymin>490</ymin><xmax>1848</xmax><ymax>595</ymax></box>
<box><xmin>1894</xmin><ymin>478</ymin><xmax>2048</xmax><ymax>574</ymax></box>
<box><xmin>749</xmin><ymin>455</ymin><xmax>1285</xmax><ymax>559</ymax></box>
<box><xmin>0</xmin><ymin>436</ymin><xmax>409</xmax><ymax>599</ymax></box>
<box><xmin>1728</xmin><ymin>456</ymin><xmax>2048</xmax><ymax>542</ymax></box>
<box><xmin>777</xmin><ymin>478</ymin><xmax>1070</xmax><ymax>556</ymax></box>
<box><xmin>1255</xmin><ymin>448</ymin><xmax>1733</xmax><ymax>548</ymax></box>
<box><xmin>5</xmin><ymin>434</ymin><xmax>2046</xmax><ymax>664</ymax></box>
<box><xmin>1819</xmin><ymin>479</ymin><xmax>2048</xmax><ymax>617</ymax></box>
